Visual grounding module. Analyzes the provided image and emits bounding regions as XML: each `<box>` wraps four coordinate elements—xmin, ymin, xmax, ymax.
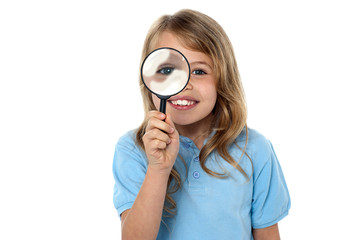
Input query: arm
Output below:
<box><xmin>252</xmin><ymin>224</ymin><xmax>280</xmax><ymax>240</ymax></box>
<box><xmin>121</xmin><ymin>168</ymin><xmax>170</xmax><ymax>240</ymax></box>
<box><xmin>121</xmin><ymin>112</ymin><xmax>179</xmax><ymax>240</ymax></box>
<box><xmin>251</xmin><ymin>139</ymin><xmax>290</xmax><ymax>239</ymax></box>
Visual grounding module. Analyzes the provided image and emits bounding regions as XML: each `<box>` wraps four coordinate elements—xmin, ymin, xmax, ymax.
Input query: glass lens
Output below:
<box><xmin>141</xmin><ymin>48</ymin><xmax>190</xmax><ymax>97</ymax></box>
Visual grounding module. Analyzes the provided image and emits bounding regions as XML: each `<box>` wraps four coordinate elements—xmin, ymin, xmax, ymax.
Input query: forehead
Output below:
<box><xmin>154</xmin><ymin>31</ymin><xmax>213</xmax><ymax>66</ymax></box>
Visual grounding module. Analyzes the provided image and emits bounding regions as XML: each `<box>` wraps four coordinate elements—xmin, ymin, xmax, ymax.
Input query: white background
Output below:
<box><xmin>1</xmin><ymin>0</ymin><xmax>360</xmax><ymax>239</ymax></box>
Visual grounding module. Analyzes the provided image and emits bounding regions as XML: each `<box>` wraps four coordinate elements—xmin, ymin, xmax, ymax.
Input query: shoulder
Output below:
<box><xmin>116</xmin><ymin>129</ymin><xmax>138</xmax><ymax>148</ymax></box>
<box><xmin>114</xmin><ymin>129</ymin><xmax>147</xmax><ymax>167</ymax></box>
<box><xmin>236</xmin><ymin>127</ymin><xmax>272</xmax><ymax>153</ymax></box>
<box><xmin>235</xmin><ymin>127</ymin><xmax>276</xmax><ymax>168</ymax></box>
<box><xmin>246</xmin><ymin>128</ymin><xmax>272</xmax><ymax>151</ymax></box>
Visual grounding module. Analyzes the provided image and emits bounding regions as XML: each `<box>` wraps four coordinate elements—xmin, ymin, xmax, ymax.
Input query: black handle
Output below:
<box><xmin>159</xmin><ymin>99</ymin><xmax>166</xmax><ymax>114</ymax></box>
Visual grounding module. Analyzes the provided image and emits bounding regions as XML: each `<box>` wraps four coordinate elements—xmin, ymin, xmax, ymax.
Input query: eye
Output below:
<box><xmin>192</xmin><ymin>69</ymin><xmax>206</xmax><ymax>75</ymax></box>
<box><xmin>157</xmin><ymin>67</ymin><xmax>174</xmax><ymax>75</ymax></box>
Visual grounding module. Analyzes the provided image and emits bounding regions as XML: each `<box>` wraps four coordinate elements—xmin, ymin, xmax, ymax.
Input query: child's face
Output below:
<box><xmin>152</xmin><ymin>31</ymin><xmax>217</xmax><ymax>128</ymax></box>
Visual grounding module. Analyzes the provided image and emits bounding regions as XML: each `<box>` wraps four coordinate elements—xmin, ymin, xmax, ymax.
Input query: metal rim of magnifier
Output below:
<box><xmin>140</xmin><ymin>47</ymin><xmax>191</xmax><ymax>99</ymax></box>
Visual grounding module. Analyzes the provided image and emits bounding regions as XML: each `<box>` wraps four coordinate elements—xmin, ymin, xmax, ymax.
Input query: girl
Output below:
<box><xmin>113</xmin><ymin>9</ymin><xmax>290</xmax><ymax>240</ymax></box>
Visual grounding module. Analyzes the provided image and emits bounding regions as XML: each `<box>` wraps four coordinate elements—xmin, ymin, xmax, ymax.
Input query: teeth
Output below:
<box><xmin>171</xmin><ymin>100</ymin><xmax>195</xmax><ymax>106</ymax></box>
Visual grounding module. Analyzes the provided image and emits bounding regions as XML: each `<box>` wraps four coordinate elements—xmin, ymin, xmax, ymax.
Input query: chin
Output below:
<box><xmin>173</xmin><ymin>113</ymin><xmax>211</xmax><ymax>127</ymax></box>
<box><xmin>167</xmin><ymin>107</ymin><xmax>214</xmax><ymax>128</ymax></box>
<box><xmin>172</xmin><ymin>117</ymin><xmax>194</xmax><ymax>126</ymax></box>
<box><xmin>170</xmin><ymin>114</ymin><xmax>194</xmax><ymax>125</ymax></box>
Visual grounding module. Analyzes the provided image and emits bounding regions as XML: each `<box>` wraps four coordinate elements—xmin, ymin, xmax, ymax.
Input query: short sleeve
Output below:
<box><xmin>251</xmin><ymin>141</ymin><xmax>291</xmax><ymax>229</ymax></box>
<box><xmin>112</xmin><ymin>132</ymin><xmax>147</xmax><ymax>218</ymax></box>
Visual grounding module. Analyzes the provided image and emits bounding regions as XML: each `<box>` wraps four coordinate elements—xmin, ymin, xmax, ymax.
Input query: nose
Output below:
<box><xmin>182</xmin><ymin>77</ymin><xmax>193</xmax><ymax>92</ymax></box>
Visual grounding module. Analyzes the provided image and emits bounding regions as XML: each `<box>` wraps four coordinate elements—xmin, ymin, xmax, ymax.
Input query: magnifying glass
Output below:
<box><xmin>141</xmin><ymin>47</ymin><xmax>191</xmax><ymax>114</ymax></box>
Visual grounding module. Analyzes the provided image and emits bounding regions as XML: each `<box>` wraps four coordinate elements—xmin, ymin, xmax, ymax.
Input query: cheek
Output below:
<box><xmin>203</xmin><ymin>83</ymin><xmax>218</xmax><ymax>106</ymax></box>
<box><xmin>209</xmin><ymin>90</ymin><xmax>218</xmax><ymax>110</ymax></box>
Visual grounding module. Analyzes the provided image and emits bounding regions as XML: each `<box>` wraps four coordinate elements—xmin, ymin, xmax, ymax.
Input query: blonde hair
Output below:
<box><xmin>136</xmin><ymin>9</ymin><xmax>250</xmax><ymax>217</ymax></box>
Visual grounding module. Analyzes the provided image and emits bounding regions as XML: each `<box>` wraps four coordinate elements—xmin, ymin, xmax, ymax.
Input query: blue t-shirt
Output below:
<box><xmin>113</xmin><ymin>128</ymin><xmax>290</xmax><ymax>240</ymax></box>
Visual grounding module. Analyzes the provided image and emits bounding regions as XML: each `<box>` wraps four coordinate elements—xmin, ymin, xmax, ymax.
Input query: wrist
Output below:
<box><xmin>146</xmin><ymin>166</ymin><xmax>172</xmax><ymax>180</ymax></box>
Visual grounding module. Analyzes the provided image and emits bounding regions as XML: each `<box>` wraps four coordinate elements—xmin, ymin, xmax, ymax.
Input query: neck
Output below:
<box><xmin>175</xmin><ymin>113</ymin><xmax>214</xmax><ymax>150</ymax></box>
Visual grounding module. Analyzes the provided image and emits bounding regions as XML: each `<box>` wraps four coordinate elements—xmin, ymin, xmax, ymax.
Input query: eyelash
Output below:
<box><xmin>192</xmin><ymin>69</ymin><xmax>206</xmax><ymax>75</ymax></box>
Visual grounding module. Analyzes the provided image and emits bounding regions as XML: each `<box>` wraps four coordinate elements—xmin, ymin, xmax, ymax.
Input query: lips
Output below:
<box><xmin>170</xmin><ymin>99</ymin><xmax>196</xmax><ymax>106</ymax></box>
<box><xmin>168</xmin><ymin>96</ymin><xmax>198</xmax><ymax>110</ymax></box>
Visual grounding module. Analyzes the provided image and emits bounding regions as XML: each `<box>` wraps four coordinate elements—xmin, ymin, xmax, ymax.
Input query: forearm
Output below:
<box><xmin>252</xmin><ymin>224</ymin><xmax>280</xmax><ymax>240</ymax></box>
<box><xmin>121</xmin><ymin>168</ymin><xmax>169</xmax><ymax>240</ymax></box>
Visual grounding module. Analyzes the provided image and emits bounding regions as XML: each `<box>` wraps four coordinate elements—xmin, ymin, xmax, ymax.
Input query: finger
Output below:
<box><xmin>146</xmin><ymin>110</ymin><xmax>166</xmax><ymax>122</ymax></box>
<box><xmin>143</xmin><ymin>134</ymin><xmax>169</xmax><ymax>155</ymax></box>
<box><xmin>143</xmin><ymin>128</ymin><xmax>171</xmax><ymax>144</ymax></box>
<box><xmin>154</xmin><ymin>139</ymin><xmax>167</xmax><ymax>150</ymax></box>
<box><xmin>145</xmin><ymin>111</ymin><xmax>165</xmax><ymax>131</ymax></box>
<box><xmin>164</xmin><ymin>115</ymin><xmax>176</xmax><ymax>133</ymax></box>
<box><xmin>146</xmin><ymin>116</ymin><xmax>174</xmax><ymax>134</ymax></box>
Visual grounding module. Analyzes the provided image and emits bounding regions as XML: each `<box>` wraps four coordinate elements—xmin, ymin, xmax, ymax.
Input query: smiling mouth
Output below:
<box><xmin>170</xmin><ymin>99</ymin><xmax>196</xmax><ymax>106</ymax></box>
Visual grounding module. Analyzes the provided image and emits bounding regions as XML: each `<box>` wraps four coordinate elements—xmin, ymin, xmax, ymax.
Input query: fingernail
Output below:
<box><xmin>160</xmin><ymin>113</ymin><xmax>166</xmax><ymax>119</ymax></box>
<box><xmin>167</xmin><ymin>139</ymin><xmax>172</xmax><ymax>144</ymax></box>
<box><xmin>170</xmin><ymin>127</ymin><xmax>174</xmax><ymax>133</ymax></box>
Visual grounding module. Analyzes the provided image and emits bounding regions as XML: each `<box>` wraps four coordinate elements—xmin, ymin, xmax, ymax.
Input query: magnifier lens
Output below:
<box><xmin>141</xmin><ymin>48</ymin><xmax>190</xmax><ymax>97</ymax></box>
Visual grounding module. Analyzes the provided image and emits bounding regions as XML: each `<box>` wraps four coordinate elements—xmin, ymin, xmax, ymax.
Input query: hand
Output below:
<box><xmin>142</xmin><ymin>111</ymin><xmax>179</xmax><ymax>175</ymax></box>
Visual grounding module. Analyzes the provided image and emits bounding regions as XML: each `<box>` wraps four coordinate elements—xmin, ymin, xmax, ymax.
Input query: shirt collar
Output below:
<box><xmin>179</xmin><ymin>130</ymin><xmax>216</xmax><ymax>147</ymax></box>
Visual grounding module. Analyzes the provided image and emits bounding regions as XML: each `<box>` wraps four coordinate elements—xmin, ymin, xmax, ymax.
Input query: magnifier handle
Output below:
<box><xmin>159</xmin><ymin>99</ymin><xmax>167</xmax><ymax>115</ymax></box>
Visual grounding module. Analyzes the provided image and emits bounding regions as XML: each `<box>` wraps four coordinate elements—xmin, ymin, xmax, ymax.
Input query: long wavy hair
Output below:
<box><xmin>136</xmin><ymin>9</ymin><xmax>250</xmax><ymax>217</ymax></box>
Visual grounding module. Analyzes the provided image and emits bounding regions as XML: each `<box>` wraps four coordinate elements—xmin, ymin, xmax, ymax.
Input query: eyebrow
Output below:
<box><xmin>190</xmin><ymin>61</ymin><xmax>213</xmax><ymax>69</ymax></box>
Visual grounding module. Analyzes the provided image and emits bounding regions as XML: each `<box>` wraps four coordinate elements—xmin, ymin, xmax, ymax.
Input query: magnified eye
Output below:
<box><xmin>157</xmin><ymin>67</ymin><xmax>174</xmax><ymax>75</ymax></box>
